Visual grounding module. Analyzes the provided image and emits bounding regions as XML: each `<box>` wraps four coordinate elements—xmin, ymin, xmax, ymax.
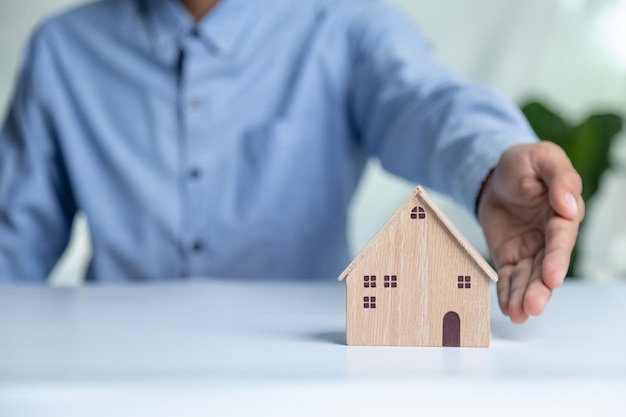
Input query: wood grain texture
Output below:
<box><xmin>340</xmin><ymin>186</ymin><xmax>495</xmax><ymax>348</ymax></box>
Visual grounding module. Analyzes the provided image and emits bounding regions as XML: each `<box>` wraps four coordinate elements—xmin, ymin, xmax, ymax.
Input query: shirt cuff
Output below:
<box><xmin>453</xmin><ymin>133</ymin><xmax>538</xmax><ymax>216</ymax></box>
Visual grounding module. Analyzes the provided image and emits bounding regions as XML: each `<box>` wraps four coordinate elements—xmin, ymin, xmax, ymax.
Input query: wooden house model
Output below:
<box><xmin>338</xmin><ymin>186</ymin><xmax>497</xmax><ymax>348</ymax></box>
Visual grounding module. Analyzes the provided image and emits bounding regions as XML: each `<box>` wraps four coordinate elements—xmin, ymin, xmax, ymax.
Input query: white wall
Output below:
<box><xmin>1</xmin><ymin>0</ymin><xmax>625</xmax><ymax>283</ymax></box>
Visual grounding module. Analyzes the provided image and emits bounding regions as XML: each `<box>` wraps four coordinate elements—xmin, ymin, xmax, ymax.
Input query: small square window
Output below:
<box><xmin>364</xmin><ymin>303</ymin><xmax>369</xmax><ymax>308</ymax></box>
<box><xmin>384</xmin><ymin>282</ymin><xmax>390</xmax><ymax>288</ymax></box>
<box><xmin>364</xmin><ymin>296</ymin><xmax>369</xmax><ymax>302</ymax></box>
<box><xmin>384</xmin><ymin>275</ymin><xmax>390</xmax><ymax>281</ymax></box>
<box><xmin>371</xmin><ymin>282</ymin><xmax>376</xmax><ymax>288</ymax></box>
<box><xmin>364</xmin><ymin>276</ymin><xmax>369</xmax><ymax>281</ymax></box>
<box><xmin>391</xmin><ymin>282</ymin><xmax>397</xmax><ymax>288</ymax></box>
<box><xmin>370</xmin><ymin>303</ymin><xmax>376</xmax><ymax>308</ymax></box>
<box><xmin>457</xmin><ymin>275</ymin><xmax>471</xmax><ymax>289</ymax></box>
<box><xmin>371</xmin><ymin>296</ymin><xmax>376</xmax><ymax>302</ymax></box>
<box><xmin>391</xmin><ymin>275</ymin><xmax>397</xmax><ymax>281</ymax></box>
<box><xmin>364</xmin><ymin>282</ymin><xmax>370</xmax><ymax>288</ymax></box>
<box><xmin>371</xmin><ymin>276</ymin><xmax>376</xmax><ymax>281</ymax></box>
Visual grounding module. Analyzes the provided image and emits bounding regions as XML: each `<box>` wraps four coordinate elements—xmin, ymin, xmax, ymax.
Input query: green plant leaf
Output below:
<box><xmin>569</xmin><ymin>114</ymin><xmax>622</xmax><ymax>201</ymax></box>
<box><xmin>521</xmin><ymin>101</ymin><xmax>571</xmax><ymax>145</ymax></box>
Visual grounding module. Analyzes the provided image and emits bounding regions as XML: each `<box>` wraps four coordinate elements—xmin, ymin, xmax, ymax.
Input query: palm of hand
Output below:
<box><xmin>478</xmin><ymin>143</ymin><xmax>583</xmax><ymax>323</ymax></box>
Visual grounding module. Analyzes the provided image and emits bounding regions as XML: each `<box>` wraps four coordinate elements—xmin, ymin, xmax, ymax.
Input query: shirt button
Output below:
<box><xmin>189</xmin><ymin>168</ymin><xmax>201</xmax><ymax>179</ymax></box>
<box><xmin>192</xmin><ymin>241</ymin><xmax>204</xmax><ymax>252</ymax></box>
<box><xmin>188</xmin><ymin>96</ymin><xmax>202</xmax><ymax>108</ymax></box>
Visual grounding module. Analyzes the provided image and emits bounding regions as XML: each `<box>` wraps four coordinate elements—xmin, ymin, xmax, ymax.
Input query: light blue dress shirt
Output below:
<box><xmin>0</xmin><ymin>0</ymin><xmax>536</xmax><ymax>282</ymax></box>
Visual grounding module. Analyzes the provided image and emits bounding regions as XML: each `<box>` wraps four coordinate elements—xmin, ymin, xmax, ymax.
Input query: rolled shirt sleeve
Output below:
<box><xmin>347</xmin><ymin>1</ymin><xmax>538</xmax><ymax>213</ymax></box>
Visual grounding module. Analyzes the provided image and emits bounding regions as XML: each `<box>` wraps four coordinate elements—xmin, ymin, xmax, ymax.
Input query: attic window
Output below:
<box><xmin>364</xmin><ymin>275</ymin><xmax>376</xmax><ymax>288</ymax></box>
<box><xmin>457</xmin><ymin>275</ymin><xmax>471</xmax><ymax>289</ymax></box>
<box><xmin>411</xmin><ymin>207</ymin><xmax>425</xmax><ymax>220</ymax></box>
<box><xmin>363</xmin><ymin>296</ymin><xmax>376</xmax><ymax>309</ymax></box>
<box><xmin>384</xmin><ymin>275</ymin><xmax>397</xmax><ymax>288</ymax></box>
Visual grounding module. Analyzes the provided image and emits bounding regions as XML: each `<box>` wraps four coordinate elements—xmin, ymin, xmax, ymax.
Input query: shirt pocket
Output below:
<box><xmin>228</xmin><ymin>117</ymin><xmax>327</xmax><ymax>236</ymax></box>
<box><xmin>242</xmin><ymin>116</ymin><xmax>323</xmax><ymax>186</ymax></box>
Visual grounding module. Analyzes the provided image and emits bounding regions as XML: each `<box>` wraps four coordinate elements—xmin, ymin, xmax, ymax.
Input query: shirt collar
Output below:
<box><xmin>139</xmin><ymin>0</ymin><xmax>253</xmax><ymax>60</ymax></box>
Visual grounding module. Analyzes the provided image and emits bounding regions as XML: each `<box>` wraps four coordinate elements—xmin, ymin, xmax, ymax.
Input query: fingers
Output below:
<box><xmin>523</xmin><ymin>278</ymin><xmax>552</xmax><ymax>317</ymax></box>
<box><xmin>530</xmin><ymin>142</ymin><xmax>584</xmax><ymax>287</ymax></box>
<box><xmin>497</xmin><ymin>251</ymin><xmax>552</xmax><ymax>324</ymax></box>
<box><xmin>496</xmin><ymin>265</ymin><xmax>514</xmax><ymax>317</ymax></box>
<box><xmin>497</xmin><ymin>258</ymin><xmax>534</xmax><ymax>323</ymax></box>
<box><xmin>542</xmin><ymin>209</ymin><xmax>582</xmax><ymax>288</ymax></box>
<box><xmin>532</xmin><ymin>142</ymin><xmax>583</xmax><ymax>220</ymax></box>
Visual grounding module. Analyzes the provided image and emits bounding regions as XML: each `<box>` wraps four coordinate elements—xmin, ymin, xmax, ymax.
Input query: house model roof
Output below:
<box><xmin>338</xmin><ymin>186</ymin><xmax>498</xmax><ymax>283</ymax></box>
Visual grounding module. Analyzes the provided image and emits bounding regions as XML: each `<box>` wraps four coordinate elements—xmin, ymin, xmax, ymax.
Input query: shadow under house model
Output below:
<box><xmin>338</xmin><ymin>186</ymin><xmax>497</xmax><ymax>348</ymax></box>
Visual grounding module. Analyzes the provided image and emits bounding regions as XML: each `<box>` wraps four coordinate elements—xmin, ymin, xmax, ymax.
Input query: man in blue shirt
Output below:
<box><xmin>0</xmin><ymin>0</ymin><xmax>583</xmax><ymax>324</ymax></box>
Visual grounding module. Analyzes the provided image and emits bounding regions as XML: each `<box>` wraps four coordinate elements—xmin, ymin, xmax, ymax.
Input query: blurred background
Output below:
<box><xmin>1</xmin><ymin>0</ymin><xmax>625</xmax><ymax>285</ymax></box>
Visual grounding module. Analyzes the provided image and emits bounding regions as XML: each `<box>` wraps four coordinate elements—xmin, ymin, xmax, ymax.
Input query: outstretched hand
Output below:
<box><xmin>477</xmin><ymin>142</ymin><xmax>584</xmax><ymax>323</ymax></box>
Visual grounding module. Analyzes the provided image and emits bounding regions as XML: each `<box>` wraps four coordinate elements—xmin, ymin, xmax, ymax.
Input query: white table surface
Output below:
<box><xmin>0</xmin><ymin>279</ymin><xmax>625</xmax><ymax>417</ymax></box>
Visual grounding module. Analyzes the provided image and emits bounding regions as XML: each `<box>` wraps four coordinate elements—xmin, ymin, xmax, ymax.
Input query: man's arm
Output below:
<box><xmin>0</xmin><ymin>28</ymin><xmax>76</xmax><ymax>282</ymax></box>
<box><xmin>346</xmin><ymin>1</ymin><xmax>536</xmax><ymax>214</ymax></box>
<box><xmin>345</xmin><ymin>1</ymin><xmax>583</xmax><ymax>321</ymax></box>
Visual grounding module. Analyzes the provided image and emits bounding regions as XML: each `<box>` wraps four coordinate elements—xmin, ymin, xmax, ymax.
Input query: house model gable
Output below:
<box><xmin>339</xmin><ymin>186</ymin><xmax>497</xmax><ymax>348</ymax></box>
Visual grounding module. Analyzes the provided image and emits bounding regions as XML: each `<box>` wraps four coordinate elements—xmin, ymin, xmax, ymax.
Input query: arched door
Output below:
<box><xmin>442</xmin><ymin>311</ymin><xmax>460</xmax><ymax>347</ymax></box>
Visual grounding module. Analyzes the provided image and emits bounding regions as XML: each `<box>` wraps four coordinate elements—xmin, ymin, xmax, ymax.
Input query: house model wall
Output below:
<box><xmin>339</xmin><ymin>186</ymin><xmax>497</xmax><ymax>348</ymax></box>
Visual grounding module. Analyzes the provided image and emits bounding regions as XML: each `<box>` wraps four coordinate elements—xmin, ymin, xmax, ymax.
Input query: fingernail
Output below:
<box><xmin>565</xmin><ymin>192</ymin><xmax>578</xmax><ymax>216</ymax></box>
